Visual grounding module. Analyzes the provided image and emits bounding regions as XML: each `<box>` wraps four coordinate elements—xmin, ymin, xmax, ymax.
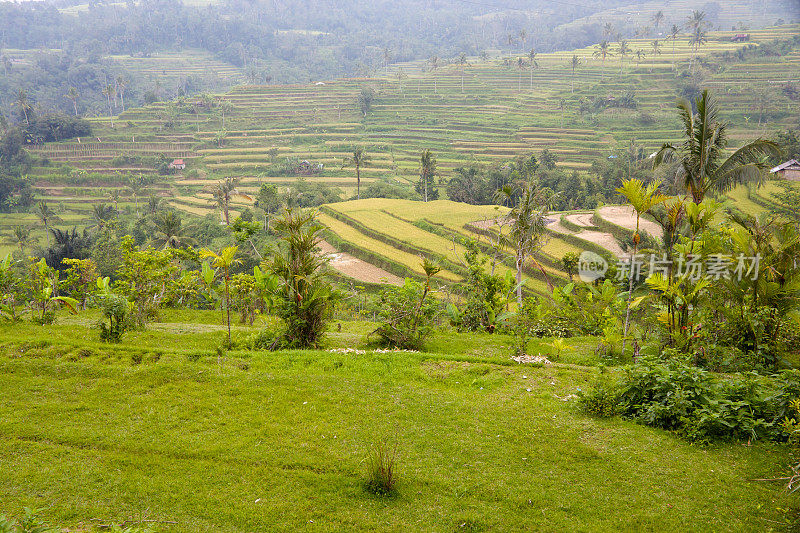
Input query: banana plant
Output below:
<box><xmin>28</xmin><ymin>259</ymin><xmax>79</xmax><ymax>323</ymax></box>
<box><xmin>0</xmin><ymin>254</ymin><xmax>20</xmax><ymax>322</ymax></box>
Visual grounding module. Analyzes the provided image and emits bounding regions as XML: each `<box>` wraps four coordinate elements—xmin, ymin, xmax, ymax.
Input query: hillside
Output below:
<box><xmin>6</xmin><ymin>24</ymin><xmax>800</xmax><ymax>285</ymax></box>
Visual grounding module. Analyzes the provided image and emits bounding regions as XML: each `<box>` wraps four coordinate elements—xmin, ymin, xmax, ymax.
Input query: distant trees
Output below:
<box><xmin>593</xmin><ymin>41</ymin><xmax>612</xmax><ymax>78</ymax></box>
<box><xmin>528</xmin><ymin>49</ymin><xmax>538</xmax><ymax>91</ymax></box>
<box><xmin>358</xmin><ymin>87</ymin><xmax>376</xmax><ymax>117</ymax></box>
<box><xmin>668</xmin><ymin>24</ymin><xmax>681</xmax><ymax>70</ymax></box>
<box><xmin>686</xmin><ymin>10</ymin><xmax>708</xmax><ymax>73</ymax></box>
<box><xmin>416</xmin><ymin>149</ymin><xmax>438</xmax><ymax>202</ymax></box>
<box><xmin>209</xmin><ymin>178</ymin><xmax>252</xmax><ymax>225</ymax></box>
<box><xmin>569</xmin><ymin>54</ymin><xmax>581</xmax><ymax>93</ymax></box>
<box><xmin>14</xmin><ymin>90</ymin><xmax>31</xmax><ymax>125</ymax></box>
<box><xmin>65</xmin><ymin>87</ymin><xmax>79</xmax><ymax>117</ymax></box>
<box><xmin>617</xmin><ymin>40</ymin><xmax>631</xmax><ymax>74</ymax></box>
<box><xmin>102</xmin><ymin>85</ymin><xmax>116</xmax><ymax>127</ymax></box>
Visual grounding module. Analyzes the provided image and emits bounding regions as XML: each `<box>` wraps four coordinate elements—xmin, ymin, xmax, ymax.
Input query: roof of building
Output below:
<box><xmin>171</xmin><ymin>159</ymin><xmax>185</xmax><ymax>165</ymax></box>
<box><xmin>770</xmin><ymin>159</ymin><xmax>800</xmax><ymax>173</ymax></box>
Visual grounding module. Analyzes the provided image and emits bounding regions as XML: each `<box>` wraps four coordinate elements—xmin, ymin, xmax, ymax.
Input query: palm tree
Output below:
<box><xmin>116</xmin><ymin>76</ymin><xmax>128</xmax><ymax>112</ymax></box>
<box><xmin>654</xmin><ymin>90</ymin><xmax>781</xmax><ymax>204</ymax></box>
<box><xmin>65</xmin><ymin>87</ymin><xmax>80</xmax><ymax>117</ymax></box>
<box><xmin>652</xmin><ymin>10</ymin><xmax>664</xmax><ymax>32</ymax></box>
<box><xmin>558</xmin><ymin>98</ymin><xmax>566</xmax><ymax>128</ymax></box>
<box><xmin>635</xmin><ymin>49</ymin><xmax>646</xmax><ymax>65</ymax></box>
<box><xmin>6</xmin><ymin>225</ymin><xmax>38</xmax><ymax>254</ymax></box>
<box><xmin>146</xmin><ymin>195</ymin><xmax>162</xmax><ymax>216</ymax></box>
<box><xmin>651</xmin><ymin>39</ymin><xmax>662</xmax><ymax>59</ymax></box>
<box><xmin>153</xmin><ymin>210</ymin><xmax>195</xmax><ymax>249</ymax></box>
<box><xmin>102</xmin><ymin>84</ymin><xmax>115</xmax><ymax>127</ymax></box>
<box><xmin>127</xmin><ymin>174</ymin><xmax>149</xmax><ymax>217</ymax></box>
<box><xmin>593</xmin><ymin>41</ymin><xmax>612</xmax><ymax>79</ymax></box>
<box><xmin>14</xmin><ymin>89</ymin><xmax>31</xmax><ymax>125</ymax></box>
<box><xmin>208</xmin><ymin>178</ymin><xmax>252</xmax><ymax>225</ymax></box>
<box><xmin>396</xmin><ymin>67</ymin><xmax>408</xmax><ymax>96</ymax></box>
<box><xmin>418</xmin><ymin>149</ymin><xmax>437</xmax><ymax>202</ymax></box>
<box><xmin>569</xmin><ymin>55</ymin><xmax>581</xmax><ymax>93</ymax></box>
<box><xmin>616</xmin><ymin>179</ymin><xmax>668</xmax><ymax>356</ymax></box>
<box><xmin>668</xmin><ymin>24</ymin><xmax>680</xmax><ymax>70</ymax></box>
<box><xmin>603</xmin><ymin>22</ymin><xmax>616</xmax><ymax>39</ymax></box>
<box><xmin>90</xmin><ymin>203</ymin><xmax>117</xmax><ymax>231</ymax></box>
<box><xmin>617</xmin><ymin>40</ymin><xmax>632</xmax><ymax>75</ymax></box>
<box><xmin>528</xmin><ymin>49</ymin><xmax>538</xmax><ymax>91</ymax></box>
<box><xmin>342</xmin><ymin>146</ymin><xmax>370</xmax><ymax>200</ymax></box>
<box><xmin>34</xmin><ymin>201</ymin><xmax>60</xmax><ymax>246</ymax></box>
<box><xmin>458</xmin><ymin>53</ymin><xmax>468</xmax><ymax>93</ymax></box>
<box><xmin>495</xmin><ymin>182</ymin><xmax>552</xmax><ymax>304</ymax></box>
<box><xmin>200</xmin><ymin>246</ymin><xmax>241</xmax><ymax>348</ymax></box>
<box><xmin>518</xmin><ymin>29</ymin><xmax>527</xmax><ymax>53</ymax></box>
<box><xmin>686</xmin><ymin>10</ymin><xmax>707</xmax><ymax>73</ymax></box>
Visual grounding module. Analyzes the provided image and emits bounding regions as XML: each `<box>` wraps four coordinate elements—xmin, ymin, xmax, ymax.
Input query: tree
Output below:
<box><xmin>396</xmin><ymin>67</ymin><xmax>407</xmax><ymax>95</ymax></box>
<box><xmin>496</xmin><ymin>182</ymin><xmax>552</xmax><ymax>303</ymax></box>
<box><xmin>90</xmin><ymin>203</ymin><xmax>117</xmax><ymax>231</ymax></box>
<box><xmin>116</xmin><ymin>76</ymin><xmax>127</xmax><ymax>112</ymax></box>
<box><xmin>635</xmin><ymin>49</ymin><xmax>646</xmax><ymax>65</ymax></box>
<box><xmin>6</xmin><ymin>225</ymin><xmax>37</xmax><ymax>254</ymax></box>
<box><xmin>153</xmin><ymin>210</ymin><xmax>195</xmax><ymax>249</ymax></box>
<box><xmin>34</xmin><ymin>201</ymin><xmax>60</xmax><ymax>246</ymax></box>
<box><xmin>358</xmin><ymin>87</ymin><xmax>376</xmax><ymax>116</ymax></box>
<box><xmin>255</xmin><ymin>183</ymin><xmax>283</xmax><ymax>231</ymax></box>
<box><xmin>417</xmin><ymin>149</ymin><xmax>437</xmax><ymax>202</ymax></box>
<box><xmin>127</xmin><ymin>174</ymin><xmax>150</xmax><ymax>217</ymax></box>
<box><xmin>617</xmin><ymin>40</ymin><xmax>631</xmax><ymax>75</ymax></box>
<box><xmin>569</xmin><ymin>55</ymin><xmax>581</xmax><ymax>93</ymax></box>
<box><xmin>342</xmin><ymin>146</ymin><xmax>370</xmax><ymax>200</ymax></box>
<box><xmin>208</xmin><ymin>177</ymin><xmax>252</xmax><ymax>225</ymax></box>
<box><xmin>686</xmin><ymin>10</ymin><xmax>707</xmax><ymax>73</ymax></box>
<box><xmin>65</xmin><ymin>87</ymin><xmax>80</xmax><ymax>117</ymax></box>
<box><xmin>668</xmin><ymin>24</ymin><xmax>681</xmax><ymax>70</ymax></box>
<box><xmin>102</xmin><ymin>84</ymin><xmax>116</xmax><ymax>127</ymax></box>
<box><xmin>651</xmin><ymin>39</ymin><xmax>662</xmax><ymax>58</ymax></box>
<box><xmin>654</xmin><ymin>90</ymin><xmax>781</xmax><ymax>204</ymax></box>
<box><xmin>200</xmin><ymin>246</ymin><xmax>241</xmax><ymax>347</ymax></box>
<box><xmin>458</xmin><ymin>53</ymin><xmax>468</xmax><ymax>93</ymax></box>
<box><xmin>652</xmin><ymin>10</ymin><xmax>664</xmax><ymax>31</ymax></box>
<box><xmin>561</xmin><ymin>251</ymin><xmax>579</xmax><ymax>281</ymax></box>
<box><xmin>528</xmin><ymin>49</ymin><xmax>538</xmax><ymax>91</ymax></box>
<box><xmin>593</xmin><ymin>41</ymin><xmax>612</xmax><ymax>79</ymax></box>
<box><xmin>558</xmin><ymin>98</ymin><xmax>567</xmax><ymax>128</ymax></box>
<box><xmin>14</xmin><ymin>89</ymin><xmax>31</xmax><ymax>125</ymax></box>
<box><xmin>268</xmin><ymin>209</ymin><xmax>336</xmax><ymax>348</ymax></box>
<box><xmin>616</xmin><ymin>179</ymin><xmax>667</xmax><ymax>356</ymax></box>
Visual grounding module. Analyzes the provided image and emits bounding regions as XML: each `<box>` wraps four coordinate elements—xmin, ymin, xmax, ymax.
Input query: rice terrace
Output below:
<box><xmin>1</xmin><ymin>0</ymin><xmax>800</xmax><ymax>531</ymax></box>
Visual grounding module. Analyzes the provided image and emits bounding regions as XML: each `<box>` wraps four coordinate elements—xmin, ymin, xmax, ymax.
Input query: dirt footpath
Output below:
<box><xmin>319</xmin><ymin>240</ymin><xmax>403</xmax><ymax>285</ymax></box>
<box><xmin>597</xmin><ymin>205</ymin><xmax>662</xmax><ymax>238</ymax></box>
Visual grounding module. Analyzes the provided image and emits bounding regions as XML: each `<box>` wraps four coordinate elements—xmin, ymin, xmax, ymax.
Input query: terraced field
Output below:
<box><xmin>8</xmin><ymin>24</ymin><xmax>800</xmax><ymax>285</ymax></box>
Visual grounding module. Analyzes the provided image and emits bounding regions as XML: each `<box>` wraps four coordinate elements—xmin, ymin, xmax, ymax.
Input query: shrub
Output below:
<box><xmin>577</xmin><ymin>381</ymin><xmax>621</xmax><ymax>418</ymax></box>
<box><xmin>98</xmin><ymin>293</ymin><xmax>129</xmax><ymax>343</ymax></box>
<box><xmin>365</xmin><ymin>439</ymin><xmax>398</xmax><ymax>496</ymax></box>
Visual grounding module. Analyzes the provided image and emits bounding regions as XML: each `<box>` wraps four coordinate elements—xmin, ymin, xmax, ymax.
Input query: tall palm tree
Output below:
<box><xmin>116</xmin><ymin>76</ymin><xmax>128</xmax><ymax>112</ymax></box>
<box><xmin>342</xmin><ymin>146</ymin><xmax>370</xmax><ymax>200</ymax></box>
<box><xmin>686</xmin><ymin>10</ymin><xmax>707</xmax><ymax>73</ymax></box>
<box><xmin>528</xmin><ymin>49</ymin><xmax>538</xmax><ymax>91</ymax></box>
<box><xmin>90</xmin><ymin>203</ymin><xmax>117</xmax><ymax>231</ymax></box>
<box><xmin>146</xmin><ymin>195</ymin><xmax>162</xmax><ymax>216</ymax></box>
<box><xmin>603</xmin><ymin>22</ymin><xmax>616</xmax><ymax>39</ymax></box>
<box><xmin>6</xmin><ymin>225</ymin><xmax>38</xmax><ymax>254</ymax></box>
<box><xmin>200</xmin><ymin>246</ymin><xmax>241</xmax><ymax>348</ymax></box>
<box><xmin>458</xmin><ymin>53</ymin><xmax>468</xmax><ymax>93</ymax></box>
<box><xmin>418</xmin><ymin>149</ymin><xmax>437</xmax><ymax>202</ymax></box>
<box><xmin>152</xmin><ymin>210</ymin><xmax>195</xmax><ymax>249</ymax></box>
<box><xmin>616</xmin><ymin>179</ymin><xmax>668</xmax><ymax>356</ymax></box>
<box><xmin>668</xmin><ymin>24</ymin><xmax>680</xmax><ymax>70</ymax></box>
<box><xmin>14</xmin><ymin>89</ymin><xmax>31</xmax><ymax>125</ymax></box>
<box><xmin>127</xmin><ymin>174</ymin><xmax>149</xmax><ymax>217</ymax></box>
<box><xmin>569</xmin><ymin>55</ymin><xmax>581</xmax><ymax>93</ymax></box>
<box><xmin>651</xmin><ymin>39</ymin><xmax>662</xmax><ymax>59</ymax></box>
<box><xmin>617</xmin><ymin>40</ymin><xmax>632</xmax><ymax>75</ymax></box>
<box><xmin>593</xmin><ymin>41</ymin><xmax>612</xmax><ymax>79</ymax></box>
<box><xmin>102</xmin><ymin>84</ymin><xmax>115</xmax><ymax>127</ymax></box>
<box><xmin>65</xmin><ymin>87</ymin><xmax>80</xmax><ymax>117</ymax></box>
<box><xmin>654</xmin><ymin>90</ymin><xmax>781</xmax><ymax>204</ymax></box>
<box><xmin>495</xmin><ymin>182</ymin><xmax>552</xmax><ymax>304</ymax></box>
<box><xmin>34</xmin><ymin>201</ymin><xmax>60</xmax><ymax>246</ymax></box>
<box><xmin>208</xmin><ymin>178</ymin><xmax>252</xmax><ymax>225</ymax></box>
<box><xmin>652</xmin><ymin>10</ymin><xmax>664</xmax><ymax>32</ymax></box>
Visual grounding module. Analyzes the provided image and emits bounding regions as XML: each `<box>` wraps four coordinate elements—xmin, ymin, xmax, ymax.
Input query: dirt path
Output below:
<box><xmin>319</xmin><ymin>240</ymin><xmax>403</xmax><ymax>285</ymax></box>
<box><xmin>597</xmin><ymin>205</ymin><xmax>661</xmax><ymax>238</ymax></box>
<box><xmin>564</xmin><ymin>213</ymin><xmax>594</xmax><ymax>227</ymax></box>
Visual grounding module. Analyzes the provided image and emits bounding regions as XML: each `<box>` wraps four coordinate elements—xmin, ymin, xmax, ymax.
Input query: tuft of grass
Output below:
<box><xmin>365</xmin><ymin>438</ymin><xmax>399</xmax><ymax>496</ymax></box>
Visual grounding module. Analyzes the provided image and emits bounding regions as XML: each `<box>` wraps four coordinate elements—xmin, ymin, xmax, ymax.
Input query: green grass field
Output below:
<box><xmin>0</xmin><ymin>310</ymin><xmax>794</xmax><ymax>531</ymax></box>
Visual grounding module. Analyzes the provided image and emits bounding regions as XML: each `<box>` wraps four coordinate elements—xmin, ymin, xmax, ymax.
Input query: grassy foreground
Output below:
<box><xmin>0</xmin><ymin>313</ymin><xmax>794</xmax><ymax>532</ymax></box>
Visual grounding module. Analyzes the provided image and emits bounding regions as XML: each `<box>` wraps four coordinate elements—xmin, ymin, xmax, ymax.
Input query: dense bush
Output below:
<box><xmin>577</xmin><ymin>382</ymin><xmax>621</xmax><ymax>418</ymax></box>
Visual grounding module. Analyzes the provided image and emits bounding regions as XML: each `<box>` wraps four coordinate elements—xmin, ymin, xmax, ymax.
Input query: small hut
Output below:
<box><xmin>770</xmin><ymin>159</ymin><xmax>800</xmax><ymax>181</ymax></box>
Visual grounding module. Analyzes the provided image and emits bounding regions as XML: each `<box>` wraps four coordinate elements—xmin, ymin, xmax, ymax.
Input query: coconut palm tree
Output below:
<box><xmin>458</xmin><ymin>53</ymin><xmax>468</xmax><ymax>93</ymax></box>
<box><xmin>652</xmin><ymin>10</ymin><xmax>664</xmax><ymax>32</ymax></box>
<box><xmin>152</xmin><ymin>210</ymin><xmax>195</xmax><ymax>249</ymax></box>
<box><xmin>208</xmin><ymin>178</ymin><xmax>252</xmax><ymax>225</ymax></box>
<box><xmin>616</xmin><ymin>179</ymin><xmax>668</xmax><ymax>355</ymax></box>
<box><xmin>654</xmin><ymin>90</ymin><xmax>781</xmax><ymax>204</ymax></box>
<box><xmin>528</xmin><ymin>49</ymin><xmax>538</xmax><ymax>91</ymax></box>
<box><xmin>341</xmin><ymin>146</ymin><xmax>370</xmax><ymax>200</ymax></box>
<box><xmin>6</xmin><ymin>225</ymin><xmax>38</xmax><ymax>254</ymax></box>
<box><xmin>617</xmin><ymin>40</ymin><xmax>632</xmax><ymax>75</ymax></box>
<box><xmin>102</xmin><ymin>84</ymin><xmax>115</xmax><ymax>127</ymax></box>
<box><xmin>14</xmin><ymin>89</ymin><xmax>31</xmax><ymax>125</ymax></box>
<box><xmin>34</xmin><ymin>201</ymin><xmax>60</xmax><ymax>246</ymax></box>
<box><xmin>686</xmin><ymin>10</ymin><xmax>707</xmax><ymax>73</ymax></box>
<box><xmin>200</xmin><ymin>246</ymin><xmax>241</xmax><ymax>348</ymax></box>
<box><xmin>65</xmin><ymin>87</ymin><xmax>80</xmax><ymax>117</ymax></box>
<box><xmin>569</xmin><ymin>55</ymin><xmax>581</xmax><ymax>93</ymax></box>
<box><xmin>116</xmin><ymin>76</ymin><xmax>128</xmax><ymax>112</ymax></box>
<box><xmin>593</xmin><ymin>41</ymin><xmax>612</xmax><ymax>79</ymax></box>
<box><xmin>127</xmin><ymin>174</ymin><xmax>149</xmax><ymax>217</ymax></box>
<box><xmin>666</xmin><ymin>24</ymin><xmax>680</xmax><ymax>71</ymax></box>
<box><xmin>495</xmin><ymin>182</ymin><xmax>553</xmax><ymax>304</ymax></box>
<box><xmin>90</xmin><ymin>203</ymin><xmax>117</xmax><ymax>231</ymax></box>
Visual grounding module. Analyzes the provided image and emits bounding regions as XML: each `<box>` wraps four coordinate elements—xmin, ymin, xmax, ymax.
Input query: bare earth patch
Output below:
<box><xmin>564</xmin><ymin>213</ymin><xmax>595</xmax><ymax>227</ymax></box>
<box><xmin>597</xmin><ymin>205</ymin><xmax>662</xmax><ymax>238</ymax></box>
<box><xmin>319</xmin><ymin>240</ymin><xmax>403</xmax><ymax>285</ymax></box>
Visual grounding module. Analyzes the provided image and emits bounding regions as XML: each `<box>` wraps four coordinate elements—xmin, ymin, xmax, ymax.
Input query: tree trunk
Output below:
<box><xmin>356</xmin><ymin>166</ymin><xmax>361</xmax><ymax>200</ymax></box>
<box><xmin>621</xmin><ymin>217</ymin><xmax>640</xmax><ymax>357</ymax></box>
<box><xmin>516</xmin><ymin>249</ymin><xmax>523</xmax><ymax>304</ymax></box>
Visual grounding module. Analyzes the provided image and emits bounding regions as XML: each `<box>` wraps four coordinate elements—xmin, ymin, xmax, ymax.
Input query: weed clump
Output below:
<box><xmin>365</xmin><ymin>439</ymin><xmax>399</xmax><ymax>496</ymax></box>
